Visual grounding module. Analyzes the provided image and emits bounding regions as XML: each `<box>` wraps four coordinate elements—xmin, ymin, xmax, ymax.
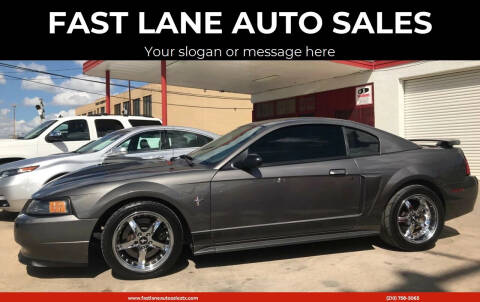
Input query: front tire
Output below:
<box><xmin>380</xmin><ymin>185</ymin><xmax>445</xmax><ymax>251</ymax></box>
<box><xmin>101</xmin><ymin>201</ymin><xmax>184</xmax><ymax>279</ymax></box>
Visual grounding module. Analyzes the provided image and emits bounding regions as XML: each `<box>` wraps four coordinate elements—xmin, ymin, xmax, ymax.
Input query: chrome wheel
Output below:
<box><xmin>396</xmin><ymin>194</ymin><xmax>439</xmax><ymax>244</ymax></box>
<box><xmin>112</xmin><ymin>211</ymin><xmax>173</xmax><ymax>273</ymax></box>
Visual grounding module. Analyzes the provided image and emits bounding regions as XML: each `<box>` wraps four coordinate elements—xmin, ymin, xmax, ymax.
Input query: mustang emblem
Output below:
<box><xmin>193</xmin><ymin>196</ymin><xmax>202</xmax><ymax>206</ymax></box>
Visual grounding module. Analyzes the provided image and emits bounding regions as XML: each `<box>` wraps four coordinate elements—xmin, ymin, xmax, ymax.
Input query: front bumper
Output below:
<box><xmin>444</xmin><ymin>176</ymin><xmax>478</xmax><ymax>220</ymax></box>
<box><xmin>14</xmin><ymin>213</ymin><xmax>97</xmax><ymax>266</ymax></box>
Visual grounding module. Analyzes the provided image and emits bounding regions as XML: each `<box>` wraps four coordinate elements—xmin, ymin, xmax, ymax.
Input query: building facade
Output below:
<box><xmin>75</xmin><ymin>83</ymin><xmax>252</xmax><ymax>135</ymax></box>
<box><xmin>82</xmin><ymin>60</ymin><xmax>480</xmax><ymax>176</ymax></box>
<box><xmin>251</xmin><ymin>61</ymin><xmax>480</xmax><ymax>175</ymax></box>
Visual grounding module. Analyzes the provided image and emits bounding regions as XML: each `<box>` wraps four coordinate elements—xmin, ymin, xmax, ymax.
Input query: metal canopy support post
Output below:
<box><xmin>106</xmin><ymin>70</ymin><xmax>111</xmax><ymax>114</ymax></box>
<box><xmin>161</xmin><ymin>60</ymin><xmax>167</xmax><ymax>125</ymax></box>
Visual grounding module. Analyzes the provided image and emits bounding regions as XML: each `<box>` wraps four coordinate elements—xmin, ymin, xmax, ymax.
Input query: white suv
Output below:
<box><xmin>0</xmin><ymin>115</ymin><xmax>162</xmax><ymax>164</ymax></box>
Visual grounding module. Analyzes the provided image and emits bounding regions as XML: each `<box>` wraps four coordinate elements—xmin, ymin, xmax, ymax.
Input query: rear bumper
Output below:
<box><xmin>444</xmin><ymin>176</ymin><xmax>478</xmax><ymax>220</ymax></box>
<box><xmin>0</xmin><ymin>174</ymin><xmax>39</xmax><ymax>212</ymax></box>
<box><xmin>14</xmin><ymin>213</ymin><xmax>97</xmax><ymax>266</ymax></box>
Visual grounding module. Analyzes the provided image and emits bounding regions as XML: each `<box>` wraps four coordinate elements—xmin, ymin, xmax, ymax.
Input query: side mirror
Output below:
<box><xmin>45</xmin><ymin>131</ymin><xmax>63</xmax><ymax>142</ymax></box>
<box><xmin>108</xmin><ymin>146</ymin><xmax>128</xmax><ymax>157</ymax></box>
<box><xmin>233</xmin><ymin>153</ymin><xmax>263</xmax><ymax>170</ymax></box>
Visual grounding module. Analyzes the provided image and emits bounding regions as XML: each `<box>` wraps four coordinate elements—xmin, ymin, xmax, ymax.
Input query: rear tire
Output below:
<box><xmin>101</xmin><ymin>201</ymin><xmax>184</xmax><ymax>279</ymax></box>
<box><xmin>380</xmin><ymin>185</ymin><xmax>444</xmax><ymax>251</ymax></box>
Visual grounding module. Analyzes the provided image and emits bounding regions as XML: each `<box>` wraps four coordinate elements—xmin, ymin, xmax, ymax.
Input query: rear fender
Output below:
<box><xmin>369</xmin><ymin>166</ymin><xmax>444</xmax><ymax>217</ymax></box>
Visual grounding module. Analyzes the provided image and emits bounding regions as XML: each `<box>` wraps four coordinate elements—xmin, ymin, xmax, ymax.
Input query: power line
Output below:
<box><xmin>0</xmin><ymin>62</ymin><xmax>251</xmax><ymax>101</ymax></box>
<box><xmin>0</xmin><ymin>67</ymin><xmax>82</xmax><ymax>74</ymax></box>
<box><xmin>2</xmin><ymin>73</ymin><xmax>252</xmax><ymax>110</ymax></box>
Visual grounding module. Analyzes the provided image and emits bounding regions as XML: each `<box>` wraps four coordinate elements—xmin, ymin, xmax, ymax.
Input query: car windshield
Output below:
<box><xmin>75</xmin><ymin>131</ymin><xmax>126</xmax><ymax>154</ymax></box>
<box><xmin>20</xmin><ymin>120</ymin><xmax>57</xmax><ymax>140</ymax></box>
<box><xmin>188</xmin><ymin>124</ymin><xmax>265</xmax><ymax>167</ymax></box>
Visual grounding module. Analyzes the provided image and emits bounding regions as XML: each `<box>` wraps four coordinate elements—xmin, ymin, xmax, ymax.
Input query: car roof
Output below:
<box><xmin>53</xmin><ymin>115</ymin><xmax>162</xmax><ymax>123</ymax></box>
<box><xmin>249</xmin><ymin>117</ymin><xmax>419</xmax><ymax>154</ymax></box>
<box><xmin>113</xmin><ymin>125</ymin><xmax>219</xmax><ymax>138</ymax></box>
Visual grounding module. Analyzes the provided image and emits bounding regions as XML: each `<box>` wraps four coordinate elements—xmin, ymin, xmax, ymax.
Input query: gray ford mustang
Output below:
<box><xmin>14</xmin><ymin>117</ymin><xmax>478</xmax><ymax>279</ymax></box>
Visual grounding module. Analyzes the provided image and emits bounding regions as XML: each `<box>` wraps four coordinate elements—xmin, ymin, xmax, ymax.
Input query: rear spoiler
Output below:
<box><xmin>410</xmin><ymin>139</ymin><xmax>461</xmax><ymax>148</ymax></box>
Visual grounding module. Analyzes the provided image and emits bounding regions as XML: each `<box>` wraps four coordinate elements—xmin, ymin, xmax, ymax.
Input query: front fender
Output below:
<box><xmin>72</xmin><ymin>180</ymin><xmax>211</xmax><ymax>233</ymax></box>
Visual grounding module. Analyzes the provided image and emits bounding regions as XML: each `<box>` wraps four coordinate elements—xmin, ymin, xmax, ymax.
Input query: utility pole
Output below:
<box><xmin>12</xmin><ymin>104</ymin><xmax>16</xmax><ymax>139</ymax></box>
<box><xmin>128</xmin><ymin>80</ymin><xmax>131</xmax><ymax>102</ymax></box>
<box><xmin>35</xmin><ymin>98</ymin><xmax>45</xmax><ymax>121</ymax></box>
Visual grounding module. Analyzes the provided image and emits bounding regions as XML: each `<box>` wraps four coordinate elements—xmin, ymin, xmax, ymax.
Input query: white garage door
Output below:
<box><xmin>404</xmin><ymin>69</ymin><xmax>480</xmax><ymax>175</ymax></box>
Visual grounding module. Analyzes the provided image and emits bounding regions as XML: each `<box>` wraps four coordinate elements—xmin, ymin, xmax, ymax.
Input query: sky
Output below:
<box><xmin>0</xmin><ymin>60</ymin><xmax>134</xmax><ymax>138</ymax></box>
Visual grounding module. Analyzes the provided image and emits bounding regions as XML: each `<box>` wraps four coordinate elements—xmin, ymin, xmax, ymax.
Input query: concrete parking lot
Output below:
<box><xmin>0</xmin><ymin>202</ymin><xmax>479</xmax><ymax>292</ymax></box>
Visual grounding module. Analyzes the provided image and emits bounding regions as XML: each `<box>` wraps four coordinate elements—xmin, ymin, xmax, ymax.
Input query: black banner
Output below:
<box><xmin>1</xmin><ymin>5</ymin><xmax>476</xmax><ymax>60</ymax></box>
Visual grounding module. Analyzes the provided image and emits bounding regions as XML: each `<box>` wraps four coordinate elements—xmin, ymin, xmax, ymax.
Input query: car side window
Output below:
<box><xmin>167</xmin><ymin>130</ymin><xmax>213</xmax><ymax>149</ymax></box>
<box><xmin>95</xmin><ymin>119</ymin><xmax>124</xmax><ymax>137</ymax></box>
<box><xmin>344</xmin><ymin>127</ymin><xmax>380</xmax><ymax>157</ymax></box>
<box><xmin>49</xmin><ymin>119</ymin><xmax>90</xmax><ymax>141</ymax></box>
<box><xmin>129</xmin><ymin>119</ymin><xmax>162</xmax><ymax>126</ymax></box>
<box><xmin>118</xmin><ymin>131</ymin><xmax>166</xmax><ymax>153</ymax></box>
<box><xmin>248</xmin><ymin>124</ymin><xmax>346</xmax><ymax>165</ymax></box>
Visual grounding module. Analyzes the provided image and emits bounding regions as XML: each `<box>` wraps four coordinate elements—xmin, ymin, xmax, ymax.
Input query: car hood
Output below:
<box><xmin>37</xmin><ymin>158</ymin><xmax>209</xmax><ymax>196</ymax></box>
<box><xmin>0</xmin><ymin>152</ymin><xmax>79</xmax><ymax>171</ymax></box>
<box><xmin>0</xmin><ymin>139</ymin><xmax>34</xmax><ymax>154</ymax></box>
<box><xmin>0</xmin><ymin>139</ymin><xmax>31</xmax><ymax>146</ymax></box>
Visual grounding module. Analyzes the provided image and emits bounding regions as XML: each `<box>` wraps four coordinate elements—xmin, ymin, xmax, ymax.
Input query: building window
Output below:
<box><xmin>122</xmin><ymin>101</ymin><xmax>131</xmax><ymax>115</ymax></box>
<box><xmin>143</xmin><ymin>95</ymin><xmax>152</xmax><ymax>117</ymax></box>
<box><xmin>100</xmin><ymin>107</ymin><xmax>105</xmax><ymax>114</ymax></box>
<box><xmin>133</xmin><ymin>98</ymin><xmax>141</xmax><ymax>116</ymax></box>
<box><xmin>297</xmin><ymin>95</ymin><xmax>316</xmax><ymax>115</ymax></box>
<box><xmin>254</xmin><ymin>102</ymin><xmax>274</xmax><ymax>120</ymax></box>
<box><xmin>276</xmin><ymin>98</ymin><xmax>296</xmax><ymax>116</ymax></box>
<box><xmin>114</xmin><ymin>104</ymin><xmax>121</xmax><ymax>115</ymax></box>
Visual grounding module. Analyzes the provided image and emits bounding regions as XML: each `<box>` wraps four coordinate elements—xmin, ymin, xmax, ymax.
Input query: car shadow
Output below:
<box><xmin>190</xmin><ymin>224</ymin><xmax>461</xmax><ymax>268</ymax></box>
<box><xmin>0</xmin><ymin>210</ymin><xmax>18</xmax><ymax>222</ymax></box>
<box><xmin>25</xmin><ymin>247</ymin><xmax>190</xmax><ymax>280</ymax></box>
<box><xmin>111</xmin><ymin>250</ymin><xmax>190</xmax><ymax>280</ymax></box>
<box><xmin>23</xmin><ymin>224</ymin><xmax>462</xmax><ymax>280</ymax></box>
<box><xmin>190</xmin><ymin>236</ymin><xmax>377</xmax><ymax>269</ymax></box>
<box><xmin>382</xmin><ymin>252</ymin><xmax>480</xmax><ymax>291</ymax></box>
<box><xmin>438</xmin><ymin>225</ymin><xmax>460</xmax><ymax>239</ymax></box>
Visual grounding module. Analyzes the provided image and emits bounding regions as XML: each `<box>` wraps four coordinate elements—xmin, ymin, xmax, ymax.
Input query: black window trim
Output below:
<box><xmin>342</xmin><ymin>126</ymin><xmax>381</xmax><ymax>159</ymax></box>
<box><xmin>223</xmin><ymin>123</ymin><xmax>350</xmax><ymax>170</ymax></box>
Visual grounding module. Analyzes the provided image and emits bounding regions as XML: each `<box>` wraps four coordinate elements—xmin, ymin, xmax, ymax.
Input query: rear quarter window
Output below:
<box><xmin>95</xmin><ymin>119</ymin><xmax>124</xmax><ymax>137</ymax></box>
<box><xmin>344</xmin><ymin>127</ymin><xmax>380</xmax><ymax>157</ymax></box>
<box><xmin>129</xmin><ymin>119</ymin><xmax>162</xmax><ymax>127</ymax></box>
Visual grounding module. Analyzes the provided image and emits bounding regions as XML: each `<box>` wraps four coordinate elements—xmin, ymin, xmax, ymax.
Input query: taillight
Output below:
<box><xmin>464</xmin><ymin>155</ymin><xmax>471</xmax><ymax>176</ymax></box>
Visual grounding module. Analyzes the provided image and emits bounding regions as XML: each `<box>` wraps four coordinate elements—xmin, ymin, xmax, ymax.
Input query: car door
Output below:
<box><xmin>211</xmin><ymin>124</ymin><xmax>363</xmax><ymax>244</ymax></box>
<box><xmin>119</xmin><ymin>130</ymin><xmax>173</xmax><ymax>160</ymax></box>
<box><xmin>167</xmin><ymin>130</ymin><xmax>214</xmax><ymax>157</ymax></box>
<box><xmin>38</xmin><ymin>119</ymin><xmax>91</xmax><ymax>156</ymax></box>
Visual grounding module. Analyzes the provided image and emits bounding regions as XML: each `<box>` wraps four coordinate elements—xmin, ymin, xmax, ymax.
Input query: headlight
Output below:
<box><xmin>24</xmin><ymin>198</ymin><xmax>71</xmax><ymax>215</ymax></box>
<box><xmin>0</xmin><ymin>165</ymin><xmax>39</xmax><ymax>178</ymax></box>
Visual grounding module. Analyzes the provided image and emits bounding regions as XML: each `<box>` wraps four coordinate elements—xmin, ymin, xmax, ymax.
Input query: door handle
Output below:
<box><xmin>329</xmin><ymin>169</ymin><xmax>346</xmax><ymax>176</ymax></box>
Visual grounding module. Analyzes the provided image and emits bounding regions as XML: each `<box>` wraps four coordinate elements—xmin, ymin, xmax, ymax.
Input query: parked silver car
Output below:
<box><xmin>0</xmin><ymin>126</ymin><xmax>218</xmax><ymax>212</ymax></box>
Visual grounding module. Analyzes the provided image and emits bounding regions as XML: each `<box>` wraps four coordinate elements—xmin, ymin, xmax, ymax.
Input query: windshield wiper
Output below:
<box><xmin>179</xmin><ymin>154</ymin><xmax>194</xmax><ymax>166</ymax></box>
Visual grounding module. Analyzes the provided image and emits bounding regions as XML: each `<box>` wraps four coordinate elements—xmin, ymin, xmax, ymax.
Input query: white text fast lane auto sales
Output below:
<box><xmin>49</xmin><ymin>11</ymin><xmax>432</xmax><ymax>35</ymax></box>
